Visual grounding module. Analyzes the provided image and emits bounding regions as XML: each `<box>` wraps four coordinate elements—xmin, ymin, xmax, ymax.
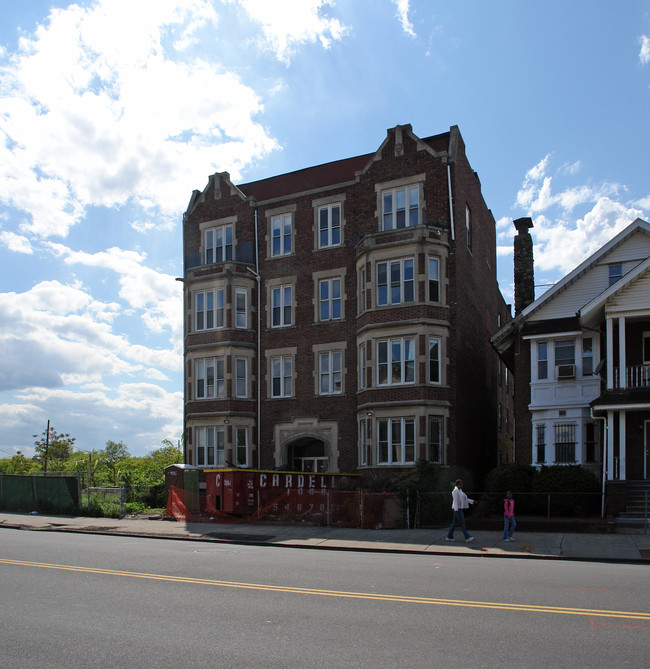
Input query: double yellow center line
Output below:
<box><xmin>2</xmin><ymin>558</ymin><xmax>648</xmax><ymax>621</ymax></box>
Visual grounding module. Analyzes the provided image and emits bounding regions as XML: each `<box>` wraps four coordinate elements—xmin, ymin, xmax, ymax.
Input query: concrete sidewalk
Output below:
<box><xmin>1</xmin><ymin>511</ymin><xmax>649</xmax><ymax>563</ymax></box>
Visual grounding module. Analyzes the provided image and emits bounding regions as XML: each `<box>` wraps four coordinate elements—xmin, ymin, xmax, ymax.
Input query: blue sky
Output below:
<box><xmin>0</xmin><ymin>0</ymin><xmax>649</xmax><ymax>458</ymax></box>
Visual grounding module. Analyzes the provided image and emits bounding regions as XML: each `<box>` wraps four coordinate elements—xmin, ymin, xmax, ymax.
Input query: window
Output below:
<box><xmin>555</xmin><ymin>340</ymin><xmax>575</xmax><ymax>366</ymax></box>
<box><xmin>377</xmin><ymin>337</ymin><xmax>415</xmax><ymax>385</ymax></box>
<box><xmin>377</xmin><ymin>417</ymin><xmax>415</xmax><ymax>464</ymax></box>
<box><xmin>536</xmin><ymin>424</ymin><xmax>546</xmax><ymax>464</ymax></box>
<box><xmin>358</xmin><ymin>343</ymin><xmax>366</xmax><ymax>390</ymax></box>
<box><xmin>319</xmin><ymin>278</ymin><xmax>342</xmax><ymax>321</ymax></box>
<box><xmin>377</xmin><ymin>258</ymin><xmax>414</xmax><ymax>306</ymax></box>
<box><xmin>429</xmin><ymin>337</ymin><xmax>441</xmax><ymax>384</ymax></box>
<box><xmin>359</xmin><ymin>420</ymin><xmax>367</xmax><ymax>466</ymax></box>
<box><xmin>429</xmin><ymin>416</ymin><xmax>444</xmax><ymax>464</ymax></box>
<box><xmin>271</xmin><ymin>213</ymin><xmax>292</xmax><ymax>257</ymax></box>
<box><xmin>319</xmin><ymin>203</ymin><xmax>341</xmax><ymax>248</ymax></box>
<box><xmin>235</xmin><ymin>289</ymin><xmax>247</xmax><ymax>329</ymax></box>
<box><xmin>359</xmin><ymin>267</ymin><xmax>366</xmax><ymax>312</ymax></box>
<box><xmin>465</xmin><ymin>205</ymin><xmax>472</xmax><ymax>252</ymax></box>
<box><xmin>554</xmin><ymin>422</ymin><xmax>576</xmax><ymax>463</ymax></box>
<box><xmin>643</xmin><ymin>332</ymin><xmax>650</xmax><ymax>364</ymax></box>
<box><xmin>235</xmin><ymin>358</ymin><xmax>247</xmax><ymax>398</ymax></box>
<box><xmin>582</xmin><ymin>337</ymin><xmax>593</xmax><ymax>376</ymax></box>
<box><xmin>271</xmin><ymin>355</ymin><xmax>292</xmax><ymax>398</ymax></box>
<box><xmin>608</xmin><ymin>263</ymin><xmax>623</xmax><ymax>286</ymax></box>
<box><xmin>205</xmin><ymin>226</ymin><xmax>233</xmax><ymax>264</ymax></box>
<box><xmin>196</xmin><ymin>426</ymin><xmax>225</xmax><ymax>467</ymax></box>
<box><xmin>428</xmin><ymin>257</ymin><xmax>440</xmax><ymax>302</ymax></box>
<box><xmin>382</xmin><ymin>186</ymin><xmax>419</xmax><ymax>230</ymax></box>
<box><xmin>236</xmin><ymin>427</ymin><xmax>248</xmax><ymax>467</ymax></box>
<box><xmin>537</xmin><ymin>341</ymin><xmax>548</xmax><ymax>380</ymax></box>
<box><xmin>319</xmin><ymin>351</ymin><xmax>342</xmax><ymax>395</ymax></box>
<box><xmin>271</xmin><ymin>285</ymin><xmax>292</xmax><ymax>327</ymax></box>
<box><xmin>196</xmin><ymin>289</ymin><xmax>224</xmax><ymax>330</ymax></box>
<box><xmin>195</xmin><ymin>358</ymin><xmax>224</xmax><ymax>399</ymax></box>
<box><xmin>585</xmin><ymin>422</ymin><xmax>597</xmax><ymax>463</ymax></box>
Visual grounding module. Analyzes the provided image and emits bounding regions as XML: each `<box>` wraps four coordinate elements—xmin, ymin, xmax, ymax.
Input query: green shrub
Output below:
<box><xmin>531</xmin><ymin>465</ymin><xmax>600</xmax><ymax>516</ymax></box>
<box><xmin>483</xmin><ymin>463</ymin><xmax>537</xmax><ymax>513</ymax></box>
<box><xmin>397</xmin><ymin>460</ymin><xmax>449</xmax><ymax>526</ymax></box>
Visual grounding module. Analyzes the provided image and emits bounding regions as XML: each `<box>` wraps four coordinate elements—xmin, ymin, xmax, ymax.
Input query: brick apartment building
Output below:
<box><xmin>180</xmin><ymin>124</ymin><xmax>512</xmax><ymax>488</ymax></box>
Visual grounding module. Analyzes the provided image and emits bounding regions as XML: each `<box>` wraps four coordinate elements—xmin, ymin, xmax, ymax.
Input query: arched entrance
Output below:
<box><xmin>288</xmin><ymin>437</ymin><xmax>328</xmax><ymax>473</ymax></box>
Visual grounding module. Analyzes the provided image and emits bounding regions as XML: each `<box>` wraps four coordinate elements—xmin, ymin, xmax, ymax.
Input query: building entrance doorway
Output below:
<box><xmin>288</xmin><ymin>437</ymin><xmax>328</xmax><ymax>473</ymax></box>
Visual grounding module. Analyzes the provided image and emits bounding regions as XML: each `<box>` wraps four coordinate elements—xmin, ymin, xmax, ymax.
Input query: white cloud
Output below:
<box><xmin>0</xmin><ymin>0</ymin><xmax>279</xmax><ymax>239</ymax></box>
<box><xmin>46</xmin><ymin>243</ymin><xmax>182</xmax><ymax>339</ymax></box>
<box><xmin>0</xmin><ymin>230</ymin><xmax>33</xmax><ymax>253</ymax></box>
<box><xmin>512</xmin><ymin>155</ymin><xmax>646</xmax><ymax>275</ymax></box>
<box><xmin>393</xmin><ymin>0</ymin><xmax>416</xmax><ymax>37</ymax></box>
<box><xmin>233</xmin><ymin>0</ymin><xmax>348</xmax><ymax>65</ymax></box>
<box><xmin>640</xmin><ymin>34</ymin><xmax>650</xmax><ymax>64</ymax></box>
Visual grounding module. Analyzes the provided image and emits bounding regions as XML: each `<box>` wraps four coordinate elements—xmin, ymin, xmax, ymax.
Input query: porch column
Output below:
<box><xmin>606</xmin><ymin>317</ymin><xmax>614</xmax><ymax>389</ymax></box>
<box><xmin>607</xmin><ymin>410</ymin><xmax>615</xmax><ymax>481</ymax></box>
<box><xmin>618</xmin><ymin>316</ymin><xmax>626</xmax><ymax>389</ymax></box>
<box><xmin>619</xmin><ymin>410</ymin><xmax>626</xmax><ymax>480</ymax></box>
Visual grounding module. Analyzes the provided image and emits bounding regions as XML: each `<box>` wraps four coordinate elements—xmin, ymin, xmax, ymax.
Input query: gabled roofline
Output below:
<box><xmin>579</xmin><ymin>254</ymin><xmax>650</xmax><ymax>319</ymax></box>
<box><xmin>518</xmin><ymin>218</ymin><xmax>650</xmax><ymax>321</ymax></box>
<box><xmin>184</xmin><ymin>172</ymin><xmax>250</xmax><ymax>217</ymax></box>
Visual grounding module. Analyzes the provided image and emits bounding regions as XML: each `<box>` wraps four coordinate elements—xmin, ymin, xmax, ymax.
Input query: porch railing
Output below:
<box><xmin>614</xmin><ymin>364</ymin><xmax>650</xmax><ymax>389</ymax></box>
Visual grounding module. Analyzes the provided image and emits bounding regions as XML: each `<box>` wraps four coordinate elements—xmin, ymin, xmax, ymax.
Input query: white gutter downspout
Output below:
<box><xmin>447</xmin><ymin>163</ymin><xmax>455</xmax><ymax>241</ymax></box>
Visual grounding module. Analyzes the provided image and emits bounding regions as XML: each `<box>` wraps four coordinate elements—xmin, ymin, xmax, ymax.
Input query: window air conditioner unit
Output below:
<box><xmin>557</xmin><ymin>364</ymin><xmax>575</xmax><ymax>379</ymax></box>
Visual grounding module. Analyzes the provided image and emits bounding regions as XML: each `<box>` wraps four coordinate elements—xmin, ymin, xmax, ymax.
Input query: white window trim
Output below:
<box><xmin>429</xmin><ymin>337</ymin><xmax>441</xmax><ymax>384</ymax></box>
<box><xmin>270</xmin><ymin>354</ymin><xmax>293</xmax><ymax>398</ymax></box>
<box><xmin>377</xmin><ymin>337</ymin><xmax>415</xmax><ymax>386</ymax></box>
<box><xmin>428</xmin><ymin>256</ymin><xmax>440</xmax><ymax>303</ymax></box>
<box><xmin>235</xmin><ymin>357</ymin><xmax>247</xmax><ymax>398</ymax></box>
<box><xmin>319</xmin><ymin>350</ymin><xmax>343</xmax><ymax>395</ymax></box>
<box><xmin>195</xmin><ymin>288</ymin><xmax>224</xmax><ymax>331</ymax></box>
<box><xmin>376</xmin><ymin>258</ymin><xmax>414</xmax><ymax>306</ymax></box>
<box><xmin>195</xmin><ymin>357</ymin><xmax>225</xmax><ymax>399</ymax></box>
<box><xmin>195</xmin><ymin>426</ymin><xmax>225</xmax><ymax>467</ymax></box>
<box><xmin>380</xmin><ymin>184</ymin><xmax>421</xmax><ymax>231</ymax></box>
<box><xmin>236</xmin><ymin>426</ymin><xmax>248</xmax><ymax>467</ymax></box>
<box><xmin>376</xmin><ymin>417</ymin><xmax>416</xmax><ymax>465</ymax></box>
<box><xmin>317</xmin><ymin>202</ymin><xmax>342</xmax><ymax>249</ymax></box>
<box><xmin>271</xmin><ymin>284</ymin><xmax>293</xmax><ymax>328</ymax></box>
<box><xmin>319</xmin><ymin>277</ymin><xmax>342</xmax><ymax>322</ymax></box>
<box><xmin>235</xmin><ymin>288</ymin><xmax>247</xmax><ymax>329</ymax></box>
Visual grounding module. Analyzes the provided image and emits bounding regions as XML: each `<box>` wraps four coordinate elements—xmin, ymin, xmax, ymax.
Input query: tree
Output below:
<box><xmin>10</xmin><ymin>451</ymin><xmax>32</xmax><ymax>475</ymax></box>
<box><xmin>102</xmin><ymin>440</ymin><xmax>130</xmax><ymax>485</ymax></box>
<box><xmin>33</xmin><ymin>427</ymin><xmax>76</xmax><ymax>472</ymax></box>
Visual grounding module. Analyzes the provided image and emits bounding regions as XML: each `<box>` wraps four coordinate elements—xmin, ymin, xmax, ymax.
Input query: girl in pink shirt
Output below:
<box><xmin>501</xmin><ymin>490</ymin><xmax>516</xmax><ymax>541</ymax></box>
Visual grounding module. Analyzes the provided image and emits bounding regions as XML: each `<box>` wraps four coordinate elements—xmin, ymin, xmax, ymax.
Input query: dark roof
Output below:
<box><xmin>238</xmin><ymin>153</ymin><xmax>373</xmax><ymax>201</ymax></box>
<box><xmin>237</xmin><ymin>131</ymin><xmax>450</xmax><ymax>202</ymax></box>
<box><xmin>591</xmin><ymin>387</ymin><xmax>650</xmax><ymax>408</ymax></box>
<box><xmin>520</xmin><ymin>316</ymin><xmax>580</xmax><ymax>336</ymax></box>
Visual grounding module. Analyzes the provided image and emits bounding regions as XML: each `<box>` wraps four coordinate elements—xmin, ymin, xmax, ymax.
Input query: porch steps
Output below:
<box><xmin>620</xmin><ymin>480</ymin><xmax>650</xmax><ymax>518</ymax></box>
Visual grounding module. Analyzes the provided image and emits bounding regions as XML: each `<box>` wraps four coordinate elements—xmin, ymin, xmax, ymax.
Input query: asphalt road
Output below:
<box><xmin>0</xmin><ymin>529</ymin><xmax>648</xmax><ymax>668</ymax></box>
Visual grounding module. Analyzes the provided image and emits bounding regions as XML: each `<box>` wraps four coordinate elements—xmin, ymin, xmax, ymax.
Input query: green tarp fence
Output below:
<box><xmin>0</xmin><ymin>474</ymin><xmax>80</xmax><ymax>513</ymax></box>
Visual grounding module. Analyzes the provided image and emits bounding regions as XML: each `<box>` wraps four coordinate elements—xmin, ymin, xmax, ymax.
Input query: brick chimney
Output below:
<box><xmin>513</xmin><ymin>217</ymin><xmax>535</xmax><ymax>315</ymax></box>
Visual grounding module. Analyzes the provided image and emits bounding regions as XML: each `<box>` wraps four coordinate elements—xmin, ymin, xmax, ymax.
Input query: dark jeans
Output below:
<box><xmin>447</xmin><ymin>509</ymin><xmax>471</xmax><ymax>539</ymax></box>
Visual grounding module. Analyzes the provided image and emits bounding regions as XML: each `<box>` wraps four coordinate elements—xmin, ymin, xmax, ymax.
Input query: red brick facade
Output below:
<box><xmin>181</xmin><ymin>124</ymin><xmax>511</xmax><ymax>487</ymax></box>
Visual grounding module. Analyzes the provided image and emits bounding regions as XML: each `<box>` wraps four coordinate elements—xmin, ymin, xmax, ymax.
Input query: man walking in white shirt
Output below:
<box><xmin>445</xmin><ymin>479</ymin><xmax>475</xmax><ymax>542</ymax></box>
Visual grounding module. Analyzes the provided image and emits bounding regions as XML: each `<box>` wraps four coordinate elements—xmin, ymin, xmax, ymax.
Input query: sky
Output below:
<box><xmin>0</xmin><ymin>0</ymin><xmax>649</xmax><ymax>459</ymax></box>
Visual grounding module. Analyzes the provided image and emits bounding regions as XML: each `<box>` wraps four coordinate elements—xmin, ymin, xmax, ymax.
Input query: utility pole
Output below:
<box><xmin>43</xmin><ymin>419</ymin><xmax>50</xmax><ymax>476</ymax></box>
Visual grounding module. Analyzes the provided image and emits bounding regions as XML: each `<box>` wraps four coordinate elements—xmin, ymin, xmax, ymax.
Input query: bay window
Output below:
<box><xmin>377</xmin><ymin>417</ymin><xmax>415</xmax><ymax>464</ymax></box>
